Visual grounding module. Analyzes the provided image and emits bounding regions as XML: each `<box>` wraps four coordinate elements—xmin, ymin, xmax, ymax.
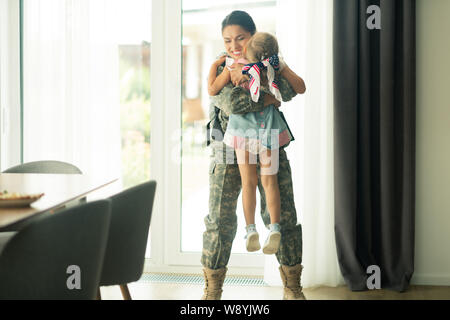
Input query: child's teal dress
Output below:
<box><xmin>223</xmin><ymin>103</ymin><xmax>293</xmax><ymax>155</ymax></box>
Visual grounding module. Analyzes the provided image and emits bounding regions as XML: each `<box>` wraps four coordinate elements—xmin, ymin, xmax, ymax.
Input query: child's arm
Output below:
<box><xmin>280</xmin><ymin>66</ymin><xmax>306</xmax><ymax>94</ymax></box>
<box><xmin>208</xmin><ymin>56</ymin><xmax>231</xmax><ymax>96</ymax></box>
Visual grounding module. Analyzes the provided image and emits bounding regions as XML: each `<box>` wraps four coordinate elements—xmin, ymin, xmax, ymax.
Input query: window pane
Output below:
<box><xmin>22</xmin><ymin>0</ymin><xmax>151</xmax><ymax>189</ymax></box>
<box><xmin>181</xmin><ymin>1</ymin><xmax>277</xmax><ymax>253</ymax></box>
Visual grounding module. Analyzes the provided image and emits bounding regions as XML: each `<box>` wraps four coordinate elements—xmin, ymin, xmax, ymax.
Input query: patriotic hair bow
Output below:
<box><xmin>242</xmin><ymin>54</ymin><xmax>282</xmax><ymax>103</ymax></box>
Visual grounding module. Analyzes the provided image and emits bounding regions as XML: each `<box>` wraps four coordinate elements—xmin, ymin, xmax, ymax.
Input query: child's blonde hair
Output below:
<box><xmin>245</xmin><ymin>32</ymin><xmax>279</xmax><ymax>63</ymax></box>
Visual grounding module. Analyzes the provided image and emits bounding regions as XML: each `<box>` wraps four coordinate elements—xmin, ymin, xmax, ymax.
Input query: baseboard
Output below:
<box><xmin>411</xmin><ymin>273</ymin><xmax>450</xmax><ymax>286</ymax></box>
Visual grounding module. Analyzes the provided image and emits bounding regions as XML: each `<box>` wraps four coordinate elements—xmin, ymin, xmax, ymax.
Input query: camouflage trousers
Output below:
<box><xmin>201</xmin><ymin>142</ymin><xmax>303</xmax><ymax>270</ymax></box>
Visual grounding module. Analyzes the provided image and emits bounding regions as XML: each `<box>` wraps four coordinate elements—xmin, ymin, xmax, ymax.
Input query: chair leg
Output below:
<box><xmin>120</xmin><ymin>284</ymin><xmax>132</xmax><ymax>300</ymax></box>
<box><xmin>97</xmin><ymin>288</ymin><xmax>102</xmax><ymax>300</ymax></box>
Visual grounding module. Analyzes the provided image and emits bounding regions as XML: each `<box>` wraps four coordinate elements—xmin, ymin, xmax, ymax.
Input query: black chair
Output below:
<box><xmin>99</xmin><ymin>181</ymin><xmax>157</xmax><ymax>300</ymax></box>
<box><xmin>3</xmin><ymin>160</ymin><xmax>82</xmax><ymax>174</ymax></box>
<box><xmin>1</xmin><ymin>160</ymin><xmax>83</xmax><ymax>232</ymax></box>
<box><xmin>0</xmin><ymin>200</ymin><xmax>111</xmax><ymax>300</ymax></box>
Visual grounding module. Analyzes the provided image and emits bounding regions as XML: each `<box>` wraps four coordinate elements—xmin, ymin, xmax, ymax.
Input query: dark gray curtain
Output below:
<box><xmin>333</xmin><ymin>0</ymin><xmax>416</xmax><ymax>292</ymax></box>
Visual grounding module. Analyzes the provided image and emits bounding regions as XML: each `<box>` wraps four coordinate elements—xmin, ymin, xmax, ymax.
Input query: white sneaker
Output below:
<box><xmin>263</xmin><ymin>224</ymin><xmax>281</xmax><ymax>255</ymax></box>
<box><xmin>245</xmin><ymin>225</ymin><xmax>261</xmax><ymax>252</ymax></box>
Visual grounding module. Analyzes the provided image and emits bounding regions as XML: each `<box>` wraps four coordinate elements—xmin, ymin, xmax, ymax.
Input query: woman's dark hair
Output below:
<box><xmin>222</xmin><ymin>11</ymin><xmax>257</xmax><ymax>35</ymax></box>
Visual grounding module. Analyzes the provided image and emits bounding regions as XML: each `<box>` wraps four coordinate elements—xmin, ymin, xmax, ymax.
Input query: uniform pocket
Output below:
<box><xmin>210</xmin><ymin>162</ymin><xmax>216</xmax><ymax>175</ymax></box>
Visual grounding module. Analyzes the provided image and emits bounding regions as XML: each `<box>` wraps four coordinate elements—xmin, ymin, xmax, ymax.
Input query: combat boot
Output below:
<box><xmin>201</xmin><ymin>267</ymin><xmax>227</xmax><ymax>300</ymax></box>
<box><xmin>279</xmin><ymin>264</ymin><xmax>306</xmax><ymax>300</ymax></box>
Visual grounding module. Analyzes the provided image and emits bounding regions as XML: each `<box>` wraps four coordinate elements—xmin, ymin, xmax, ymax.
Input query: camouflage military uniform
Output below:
<box><xmin>201</xmin><ymin>66</ymin><xmax>303</xmax><ymax>269</ymax></box>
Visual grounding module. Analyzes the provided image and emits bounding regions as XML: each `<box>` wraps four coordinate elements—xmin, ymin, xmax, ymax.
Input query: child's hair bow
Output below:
<box><xmin>242</xmin><ymin>54</ymin><xmax>282</xmax><ymax>103</ymax></box>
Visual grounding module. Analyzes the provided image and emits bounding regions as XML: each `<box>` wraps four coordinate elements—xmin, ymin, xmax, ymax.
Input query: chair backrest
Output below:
<box><xmin>100</xmin><ymin>181</ymin><xmax>157</xmax><ymax>286</ymax></box>
<box><xmin>3</xmin><ymin>160</ymin><xmax>82</xmax><ymax>174</ymax></box>
<box><xmin>0</xmin><ymin>200</ymin><xmax>111</xmax><ymax>300</ymax></box>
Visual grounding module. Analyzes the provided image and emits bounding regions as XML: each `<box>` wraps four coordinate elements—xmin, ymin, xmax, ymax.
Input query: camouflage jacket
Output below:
<box><xmin>209</xmin><ymin>65</ymin><xmax>298</xmax><ymax>136</ymax></box>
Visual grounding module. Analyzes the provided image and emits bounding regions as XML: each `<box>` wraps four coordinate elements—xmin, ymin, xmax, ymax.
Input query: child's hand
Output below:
<box><xmin>230</xmin><ymin>63</ymin><xmax>247</xmax><ymax>86</ymax></box>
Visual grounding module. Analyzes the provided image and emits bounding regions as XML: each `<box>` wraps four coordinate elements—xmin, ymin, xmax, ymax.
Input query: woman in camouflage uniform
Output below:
<box><xmin>202</xmin><ymin>10</ymin><xmax>306</xmax><ymax>300</ymax></box>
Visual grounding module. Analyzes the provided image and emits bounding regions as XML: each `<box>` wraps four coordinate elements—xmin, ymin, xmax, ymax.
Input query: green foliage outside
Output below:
<box><xmin>119</xmin><ymin>47</ymin><xmax>151</xmax><ymax>188</ymax></box>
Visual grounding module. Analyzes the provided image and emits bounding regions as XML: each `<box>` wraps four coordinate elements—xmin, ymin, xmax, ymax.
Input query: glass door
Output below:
<box><xmin>179</xmin><ymin>0</ymin><xmax>278</xmax><ymax>267</ymax></box>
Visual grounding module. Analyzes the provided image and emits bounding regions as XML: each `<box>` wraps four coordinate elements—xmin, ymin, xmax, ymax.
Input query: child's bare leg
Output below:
<box><xmin>260</xmin><ymin>149</ymin><xmax>281</xmax><ymax>224</ymax></box>
<box><xmin>260</xmin><ymin>149</ymin><xmax>281</xmax><ymax>254</ymax></box>
<box><xmin>236</xmin><ymin>149</ymin><xmax>258</xmax><ymax>226</ymax></box>
<box><xmin>236</xmin><ymin>148</ymin><xmax>261</xmax><ymax>252</ymax></box>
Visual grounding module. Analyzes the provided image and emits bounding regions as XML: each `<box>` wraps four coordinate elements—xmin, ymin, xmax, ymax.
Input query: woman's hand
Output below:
<box><xmin>264</xmin><ymin>94</ymin><xmax>281</xmax><ymax>108</ymax></box>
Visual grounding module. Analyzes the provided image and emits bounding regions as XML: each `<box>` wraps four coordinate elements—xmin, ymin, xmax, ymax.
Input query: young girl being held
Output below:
<box><xmin>227</xmin><ymin>32</ymin><xmax>289</xmax><ymax>254</ymax></box>
<box><xmin>208</xmin><ymin>32</ymin><xmax>305</xmax><ymax>254</ymax></box>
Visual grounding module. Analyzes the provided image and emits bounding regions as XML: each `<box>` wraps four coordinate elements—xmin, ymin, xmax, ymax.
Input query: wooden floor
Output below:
<box><xmin>100</xmin><ymin>281</ymin><xmax>450</xmax><ymax>300</ymax></box>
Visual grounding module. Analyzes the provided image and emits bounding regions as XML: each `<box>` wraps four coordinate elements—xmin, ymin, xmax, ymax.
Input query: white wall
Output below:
<box><xmin>0</xmin><ymin>0</ymin><xmax>21</xmax><ymax>170</ymax></box>
<box><xmin>414</xmin><ymin>0</ymin><xmax>450</xmax><ymax>285</ymax></box>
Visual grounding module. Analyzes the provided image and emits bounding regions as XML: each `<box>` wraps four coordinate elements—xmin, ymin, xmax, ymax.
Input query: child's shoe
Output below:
<box><xmin>263</xmin><ymin>223</ymin><xmax>281</xmax><ymax>255</ymax></box>
<box><xmin>245</xmin><ymin>224</ymin><xmax>261</xmax><ymax>252</ymax></box>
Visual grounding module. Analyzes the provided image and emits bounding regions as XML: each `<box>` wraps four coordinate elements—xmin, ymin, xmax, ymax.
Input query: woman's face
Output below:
<box><xmin>222</xmin><ymin>25</ymin><xmax>252</xmax><ymax>60</ymax></box>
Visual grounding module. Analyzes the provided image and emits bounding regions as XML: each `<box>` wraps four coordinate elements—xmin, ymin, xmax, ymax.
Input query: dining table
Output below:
<box><xmin>0</xmin><ymin>173</ymin><xmax>119</xmax><ymax>231</ymax></box>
